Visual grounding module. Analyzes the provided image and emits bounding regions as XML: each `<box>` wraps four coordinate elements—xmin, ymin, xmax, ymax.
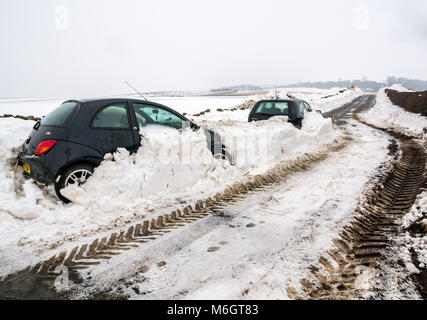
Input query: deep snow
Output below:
<box><xmin>0</xmin><ymin>89</ymin><xmax>353</xmax><ymax>276</ymax></box>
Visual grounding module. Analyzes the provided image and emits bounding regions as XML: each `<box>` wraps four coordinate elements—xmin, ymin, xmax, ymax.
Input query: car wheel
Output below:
<box><xmin>55</xmin><ymin>163</ymin><xmax>94</xmax><ymax>203</ymax></box>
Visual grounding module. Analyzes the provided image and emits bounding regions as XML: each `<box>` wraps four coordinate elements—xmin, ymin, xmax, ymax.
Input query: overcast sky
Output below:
<box><xmin>1</xmin><ymin>0</ymin><xmax>426</xmax><ymax>98</ymax></box>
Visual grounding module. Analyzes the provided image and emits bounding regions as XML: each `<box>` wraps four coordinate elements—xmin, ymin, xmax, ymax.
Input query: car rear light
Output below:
<box><xmin>35</xmin><ymin>140</ymin><xmax>58</xmax><ymax>156</ymax></box>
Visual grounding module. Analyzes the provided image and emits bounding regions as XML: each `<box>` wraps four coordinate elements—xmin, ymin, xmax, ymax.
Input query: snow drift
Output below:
<box><xmin>361</xmin><ymin>86</ymin><xmax>427</xmax><ymax>137</ymax></box>
<box><xmin>201</xmin><ymin>111</ymin><xmax>337</xmax><ymax>174</ymax></box>
<box><xmin>61</xmin><ymin>125</ymin><xmax>235</xmax><ymax>209</ymax></box>
<box><xmin>0</xmin><ymin>93</ymin><xmax>339</xmax><ymax>265</ymax></box>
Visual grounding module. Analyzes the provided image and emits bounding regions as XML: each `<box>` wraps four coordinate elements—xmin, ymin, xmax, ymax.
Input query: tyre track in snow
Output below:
<box><xmin>287</xmin><ymin>97</ymin><xmax>426</xmax><ymax>300</ymax></box>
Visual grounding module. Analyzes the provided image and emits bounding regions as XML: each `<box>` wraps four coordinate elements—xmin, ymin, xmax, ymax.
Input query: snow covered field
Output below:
<box><xmin>0</xmin><ymin>88</ymin><xmax>365</xmax><ymax>277</ymax></box>
<box><xmin>0</xmin><ymin>88</ymin><xmax>363</xmax><ymax>120</ymax></box>
<box><xmin>0</xmin><ymin>95</ymin><xmax>250</xmax><ymax>119</ymax></box>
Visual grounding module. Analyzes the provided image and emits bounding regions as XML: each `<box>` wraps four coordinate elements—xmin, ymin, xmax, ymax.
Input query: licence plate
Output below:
<box><xmin>23</xmin><ymin>163</ymin><xmax>31</xmax><ymax>174</ymax></box>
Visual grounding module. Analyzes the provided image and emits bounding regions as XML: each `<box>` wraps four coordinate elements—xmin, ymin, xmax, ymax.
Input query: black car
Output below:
<box><xmin>248</xmin><ymin>99</ymin><xmax>314</xmax><ymax>128</ymax></box>
<box><xmin>19</xmin><ymin>98</ymin><xmax>231</xmax><ymax>203</ymax></box>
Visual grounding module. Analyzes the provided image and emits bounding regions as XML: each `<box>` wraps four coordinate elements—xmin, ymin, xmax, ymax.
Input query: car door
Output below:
<box><xmin>89</xmin><ymin>102</ymin><xmax>138</xmax><ymax>155</ymax></box>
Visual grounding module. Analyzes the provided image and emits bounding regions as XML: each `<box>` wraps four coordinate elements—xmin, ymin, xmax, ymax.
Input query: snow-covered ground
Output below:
<box><xmin>356</xmin><ymin>189</ymin><xmax>427</xmax><ymax>300</ymax></box>
<box><xmin>80</xmin><ymin>119</ymin><xmax>391</xmax><ymax>299</ymax></box>
<box><xmin>401</xmin><ymin>189</ymin><xmax>427</xmax><ymax>274</ymax></box>
<box><xmin>360</xmin><ymin>85</ymin><xmax>427</xmax><ymax>138</ymax></box>
<box><xmin>0</xmin><ymin>88</ymin><xmax>363</xmax><ymax>276</ymax></box>
<box><xmin>1</xmin><ymin>86</ymin><xmax>425</xmax><ymax>299</ymax></box>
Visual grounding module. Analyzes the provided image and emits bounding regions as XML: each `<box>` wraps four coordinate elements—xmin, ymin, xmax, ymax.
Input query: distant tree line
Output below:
<box><xmin>280</xmin><ymin>80</ymin><xmax>384</xmax><ymax>92</ymax></box>
<box><xmin>210</xmin><ymin>84</ymin><xmax>264</xmax><ymax>92</ymax></box>
<box><xmin>385</xmin><ymin>77</ymin><xmax>427</xmax><ymax>91</ymax></box>
<box><xmin>211</xmin><ymin>77</ymin><xmax>427</xmax><ymax>92</ymax></box>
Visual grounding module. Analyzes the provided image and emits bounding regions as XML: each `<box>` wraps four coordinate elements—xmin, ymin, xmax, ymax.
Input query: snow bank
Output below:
<box><xmin>61</xmin><ymin>126</ymin><xmax>235</xmax><ymax>210</ymax></box>
<box><xmin>0</xmin><ymin>118</ymin><xmax>49</xmax><ymax>220</ymax></box>
<box><xmin>200</xmin><ymin>111</ymin><xmax>337</xmax><ymax>174</ymax></box>
<box><xmin>361</xmin><ymin>87</ymin><xmax>427</xmax><ymax>137</ymax></box>
<box><xmin>387</xmin><ymin>84</ymin><xmax>414</xmax><ymax>92</ymax></box>
<box><xmin>62</xmin><ymin>112</ymin><xmax>337</xmax><ymax>207</ymax></box>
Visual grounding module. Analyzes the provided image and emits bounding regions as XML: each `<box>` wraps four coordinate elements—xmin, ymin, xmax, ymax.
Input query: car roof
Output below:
<box><xmin>66</xmin><ymin>98</ymin><xmax>178</xmax><ymax>111</ymax></box>
<box><xmin>256</xmin><ymin>99</ymin><xmax>304</xmax><ymax>103</ymax></box>
<box><xmin>71</xmin><ymin>97</ymin><xmax>157</xmax><ymax>104</ymax></box>
<box><xmin>65</xmin><ymin>97</ymin><xmax>192</xmax><ymax>121</ymax></box>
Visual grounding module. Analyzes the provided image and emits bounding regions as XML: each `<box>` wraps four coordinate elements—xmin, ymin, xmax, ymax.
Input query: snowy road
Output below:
<box><xmin>2</xmin><ymin>92</ymin><xmax>423</xmax><ymax>300</ymax></box>
<box><xmin>323</xmin><ymin>94</ymin><xmax>375</xmax><ymax>122</ymax></box>
<box><xmin>68</xmin><ymin>95</ymin><xmax>393</xmax><ymax>299</ymax></box>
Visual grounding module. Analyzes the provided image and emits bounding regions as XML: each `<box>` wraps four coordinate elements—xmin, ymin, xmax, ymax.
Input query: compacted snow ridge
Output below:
<box><xmin>360</xmin><ymin>85</ymin><xmax>427</xmax><ymax>138</ymax></box>
<box><xmin>0</xmin><ymin>89</ymin><xmax>350</xmax><ymax>277</ymax></box>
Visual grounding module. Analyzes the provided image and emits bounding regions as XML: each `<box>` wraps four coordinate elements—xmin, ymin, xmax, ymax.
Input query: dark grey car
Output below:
<box><xmin>20</xmin><ymin>98</ymin><xmax>232</xmax><ymax>203</ymax></box>
<box><xmin>248</xmin><ymin>99</ymin><xmax>314</xmax><ymax>128</ymax></box>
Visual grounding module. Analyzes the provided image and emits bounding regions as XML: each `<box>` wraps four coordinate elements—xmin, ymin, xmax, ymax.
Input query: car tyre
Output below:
<box><xmin>55</xmin><ymin>163</ymin><xmax>94</xmax><ymax>203</ymax></box>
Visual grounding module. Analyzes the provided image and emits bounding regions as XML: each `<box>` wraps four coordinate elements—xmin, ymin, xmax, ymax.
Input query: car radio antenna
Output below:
<box><xmin>124</xmin><ymin>81</ymin><xmax>148</xmax><ymax>101</ymax></box>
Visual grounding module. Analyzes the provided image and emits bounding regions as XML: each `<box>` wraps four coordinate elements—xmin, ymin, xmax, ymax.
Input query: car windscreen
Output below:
<box><xmin>255</xmin><ymin>101</ymin><xmax>289</xmax><ymax>116</ymax></box>
<box><xmin>40</xmin><ymin>102</ymin><xmax>78</xmax><ymax>127</ymax></box>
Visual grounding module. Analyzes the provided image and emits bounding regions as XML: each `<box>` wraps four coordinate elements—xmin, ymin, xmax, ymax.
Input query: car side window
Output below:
<box><xmin>255</xmin><ymin>102</ymin><xmax>267</xmax><ymax>113</ymax></box>
<box><xmin>133</xmin><ymin>103</ymin><xmax>187</xmax><ymax>130</ymax></box>
<box><xmin>92</xmin><ymin>104</ymin><xmax>130</xmax><ymax>129</ymax></box>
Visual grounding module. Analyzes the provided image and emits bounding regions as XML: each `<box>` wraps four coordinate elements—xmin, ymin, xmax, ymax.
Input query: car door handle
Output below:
<box><xmin>133</xmin><ymin>127</ymin><xmax>138</xmax><ymax>130</ymax></box>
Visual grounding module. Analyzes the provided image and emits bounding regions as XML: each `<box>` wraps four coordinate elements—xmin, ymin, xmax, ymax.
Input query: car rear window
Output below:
<box><xmin>40</xmin><ymin>102</ymin><xmax>78</xmax><ymax>127</ymax></box>
<box><xmin>255</xmin><ymin>102</ymin><xmax>289</xmax><ymax>116</ymax></box>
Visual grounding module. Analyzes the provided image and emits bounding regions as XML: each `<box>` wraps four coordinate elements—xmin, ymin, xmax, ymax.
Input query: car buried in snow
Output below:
<box><xmin>19</xmin><ymin>98</ymin><xmax>232</xmax><ymax>203</ymax></box>
<box><xmin>248</xmin><ymin>99</ymin><xmax>318</xmax><ymax>128</ymax></box>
